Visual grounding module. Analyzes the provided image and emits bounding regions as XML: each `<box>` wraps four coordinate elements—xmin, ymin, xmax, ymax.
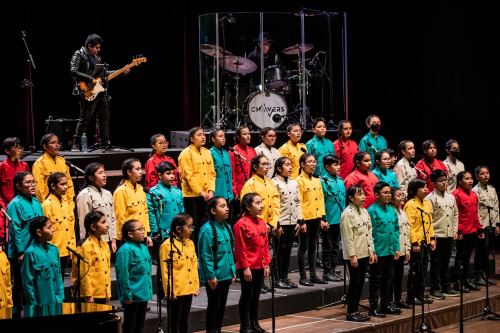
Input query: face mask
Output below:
<box><xmin>370</xmin><ymin>124</ymin><xmax>380</xmax><ymax>132</ymax></box>
<box><xmin>450</xmin><ymin>150</ymin><xmax>460</xmax><ymax>158</ymax></box>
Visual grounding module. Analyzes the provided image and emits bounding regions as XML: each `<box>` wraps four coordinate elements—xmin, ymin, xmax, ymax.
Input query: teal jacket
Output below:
<box><xmin>306</xmin><ymin>136</ymin><xmax>335</xmax><ymax>177</ymax></box>
<box><xmin>198</xmin><ymin>220</ymin><xmax>236</xmax><ymax>284</ymax></box>
<box><xmin>358</xmin><ymin>133</ymin><xmax>388</xmax><ymax>168</ymax></box>
<box><xmin>372</xmin><ymin>166</ymin><xmax>400</xmax><ymax>189</ymax></box>
<box><xmin>7</xmin><ymin>194</ymin><xmax>44</xmax><ymax>258</ymax></box>
<box><xmin>321</xmin><ymin>174</ymin><xmax>346</xmax><ymax>225</ymax></box>
<box><xmin>367</xmin><ymin>202</ymin><xmax>400</xmax><ymax>256</ymax></box>
<box><xmin>210</xmin><ymin>147</ymin><xmax>234</xmax><ymax>201</ymax></box>
<box><xmin>147</xmin><ymin>182</ymin><xmax>184</xmax><ymax>238</ymax></box>
<box><xmin>21</xmin><ymin>241</ymin><xmax>64</xmax><ymax>305</ymax></box>
<box><xmin>115</xmin><ymin>241</ymin><xmax>153</xmax><ymax>304</ymax></box>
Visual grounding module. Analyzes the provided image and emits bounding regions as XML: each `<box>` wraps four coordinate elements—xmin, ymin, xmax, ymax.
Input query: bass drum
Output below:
<box><xmin>246</xmin><ymin>90</ymin><xmax>288</xmax><ymax>129</ymax></box>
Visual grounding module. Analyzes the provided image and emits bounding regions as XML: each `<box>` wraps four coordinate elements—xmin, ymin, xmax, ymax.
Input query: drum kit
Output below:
<box><xmin>201</xmin><ymin>42</ymin><xmax>317</xmax><ymax>129</ymax></box>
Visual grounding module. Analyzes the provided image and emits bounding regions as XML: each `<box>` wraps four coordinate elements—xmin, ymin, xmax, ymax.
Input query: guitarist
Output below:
<box><xmin>70</xmin><ymin>33</ymin><xmax>129</xmax><ymax>151</ymax></box>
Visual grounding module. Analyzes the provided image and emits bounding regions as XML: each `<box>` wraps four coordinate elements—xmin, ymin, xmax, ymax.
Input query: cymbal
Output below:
<box><xmin>282</xmin><ymin>43</ymin><xmax>314</xmax><ymax>55</ymax></box>
<box><xmin>200</xmin><ymin>44</ymin><xmax>232</xmax><ymax>57</ymax></box>
<box><xmin>220</xmin><ymin>55</ymin><xmax>257</xmax><ymax>75</ymax></box>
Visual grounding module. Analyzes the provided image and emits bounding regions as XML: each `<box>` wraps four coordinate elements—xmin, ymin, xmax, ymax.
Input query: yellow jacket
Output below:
<box><xmin>404</xmin><ymin>198</ymin><xmax>435</xmax><ymax>245</ymax></box>
<box><xmin>278</xmin><ymin>141</ymin><xmax>307</xmax><ymax>179</ymax></box>
<box><xmin>296</xmin><ymin>172</ymin><xmax>326</xmax><ymax>221</ymax></box>
<box><xmin>240</xmin><ymin>175</ymin><xmax>280</xmax><ymax>227</ymax></box>
<box><xmin>0</xmin><ymin>250</ymin><xmax>12</xmax><ymax>308</ymax></box>
<box><xmin>42</xmin><ymin>193</ymin><xmax>76</xmax><ymax>257</ymax></box>
<box><xmin>178</xmin><ymin>144</ymin><xmax>216</xmax><ymax>197</ymax></box>
<box><xmin>160</xmin><ymin>237</ymin><xmax>199</xmax><ymax>297</ymax></box>
<box><xmin>32</xmin><ymin>153</ymin><xmax>75</xmax><ymax>208</ymax></box>
<box><xmin>72</xmin><ymin>235</ymin><xmax>111</xmax><ymax>299</ymax></box>
<box><xmin>113</xmin><ymin>180</ymin><xmax>150</xmax><ymax>240</ymax></box>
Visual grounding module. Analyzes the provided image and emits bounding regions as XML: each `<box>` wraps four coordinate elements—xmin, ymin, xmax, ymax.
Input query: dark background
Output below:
<box><xmin>3</xmin><ymin>1</ymin><xmax>499</xmax><ymax>184</ymax></box>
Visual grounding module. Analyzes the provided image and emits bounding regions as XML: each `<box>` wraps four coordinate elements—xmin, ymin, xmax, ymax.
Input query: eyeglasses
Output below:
<box><xmin>305</xmin><ymin>160</ymin><xmax>317</xmax><ymax>165</ymax></box>
<box><xmin>185</xmin><ymin>225</ymin><xmax>195</xmax><ymax>231</ymax></box>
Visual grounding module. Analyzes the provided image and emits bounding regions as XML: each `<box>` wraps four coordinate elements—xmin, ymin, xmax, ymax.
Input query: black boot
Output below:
<box><xmin>239</xmin><ymin>321</ymin><xmax>254</xmax><ymax>333</ymax></box>
<box><xmin>250</xmin><ymin>320</ymin><xmax>268</xmax><ymax>333</ymax></box>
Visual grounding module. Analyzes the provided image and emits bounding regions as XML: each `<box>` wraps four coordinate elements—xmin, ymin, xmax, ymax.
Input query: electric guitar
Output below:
<box><xmin>78</xmin><ymin>56</ymin><xmax>147</xmax><ymax>101</ymax></box>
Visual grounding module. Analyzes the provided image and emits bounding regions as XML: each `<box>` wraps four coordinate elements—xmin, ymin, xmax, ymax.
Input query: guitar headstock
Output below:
<box><xmin>131</xmin><ymin>55</ymin><xmax>147</xmax><ymax>66</ymax></box>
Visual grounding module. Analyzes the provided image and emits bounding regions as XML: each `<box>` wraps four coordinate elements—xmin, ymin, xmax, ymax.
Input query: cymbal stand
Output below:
<box><xmin>297</xmin><ymin>12</ymin><xmax>312</xmax><ymax>128</ymax></box>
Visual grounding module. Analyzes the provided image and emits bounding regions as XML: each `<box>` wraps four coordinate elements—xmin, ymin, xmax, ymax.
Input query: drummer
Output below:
<box><xmin>247</xmin><ymin>32</ymin><xmax>284</xmax><ymax>91</ymax></box>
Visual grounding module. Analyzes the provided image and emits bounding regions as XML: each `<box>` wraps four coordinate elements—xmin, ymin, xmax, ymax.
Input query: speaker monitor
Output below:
<box><xmin>45</xmin><ymin>118</ymin><xmax>79</xmax><ymax>150</ymax></box>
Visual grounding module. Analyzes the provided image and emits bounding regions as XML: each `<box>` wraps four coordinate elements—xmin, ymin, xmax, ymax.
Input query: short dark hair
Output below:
<box><xmin>323</xmin><ymin>154</ymin><xmax>340</xmax><ymax>168</ymax></box>
<box><xmin>29</xmin><ymin>216</ymin><xmax>49</xmax><ymax>239</ymax></box>
<box><xmin>122</xmin><ymin>219</ymin><xmax>139</xmax><ymax>242</ymax></box>
<box><xmin>373</xmin><ymin>181</ymin><xmax>390</xmax><ymax>194</ymax></box>
<box><xmin>156</xmin><ymin>161</ymin><xmax>175</xmax><ymax>174</ymax></box>
<box><xmin>2</xmin><ymin>137</ymin><xmax>22</xmax><ymax>151</ymax></box>
<box><xmin>430</xmin><ymin>169</ymin><xmax>447</xmax><ymax>183</ymax></box>
<box><xmin>407</xmin><ymin>178</ymin><xmax>427</xmax><ymax>200</ymax></box>
<box><xmin>85</xmin><ymin>34</ymin><xmax>103</xmax><ymax>48</ymax></box>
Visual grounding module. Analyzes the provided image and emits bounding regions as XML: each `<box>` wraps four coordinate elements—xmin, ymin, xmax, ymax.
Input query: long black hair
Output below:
<box><xmin>81</xmin><ymin>211</ymin><xmax>105</xmax><ymax>243</ymax></box>
<box><xmin>83</xmin><ymin>162</ymin><xmax>105</xmax><ymax>188</ymax></box>
<box><xmin>240</xmin><ymin>192</ymin><xmax>260</xmax><ymax>217</ymax></box>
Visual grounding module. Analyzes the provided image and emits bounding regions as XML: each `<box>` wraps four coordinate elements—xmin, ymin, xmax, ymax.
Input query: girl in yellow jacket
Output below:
<box><xmin>113</xmin><ymin>158</ymin><xmax>152</xmax><ymax>247</ymax></box>
<box><xmin>160</xmin><ymin>213</ymin><xmax>200</xmax><ymax>333</ymax></box>
<box><xmin>178</xmin><ymin>127</ymin><xmax>216</xmax><ymax>247</ymax></box>
<box><xmin>0</xmin><ymin>247</ymin><xmax>13</xmax><ymax>308</ymax></box>
<box><xmin>73</xmin><ymin>211</ymin><xmax>111</xmax><ymax>303</ymax></box>
<box><xmin>32</xmin><ymin>134</ymin><xmax>75</xmax><ymax>208</ymax></box>
<box><xmin>295</xmin><ymin>153</ymin><xmax>328</xmax><ymax>286</ymax></box>
<box><xmin>42</xmin><ymin>172</ymin><xmax>76</xmax><ymax>279</ymax></box>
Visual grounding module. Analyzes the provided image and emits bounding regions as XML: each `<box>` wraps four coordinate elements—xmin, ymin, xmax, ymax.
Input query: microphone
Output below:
<box><xmin>408</xmin><ymin>161</ymin><xmax>427</xmax><ymax>179</ymax></box>
<box><xmin>366</xmin><ymin>142</ymin><xmax>378</xmax><ymax>153</ymax></box>
<box><xmin>65</xmin><ymin>161</ymin><xmax>84</xmax><ymax>174</ymax></box>
<box><xmin>416</xmin><ymin>207</ymin><xmax>430</xmax><ymax>215</ymax></box>
<box><xmin>272</xmin><ymin>114</ymin><xmax>285</xmax><ymax>122</ymax></box>
<box><xmin>0</xmin><ymin>207</ymin><xmax>12</xmax><ymax>221</ymax></box>
<box><xmin>300</xmin><ymin>147</ymin><xmax>307</xmax><ymax>153</ymax></box>
<box><xmin>66</xmin><ymin>246</ymin><xmax>88</xmax><ymax>264</ymax></box>
<box><xmin>228</xmin><ymin>147</ymin><xmax>250</xmax><ymax>163</ymax></box>
<box><xmin>309</xmin><ymin>51</ymin><xmax>325</xmax><ymax>65</ymax></box>
<box><xmin>144</xmin><ymin>188</ymin><xmax>163</xmax><ymax>205</ymax></box>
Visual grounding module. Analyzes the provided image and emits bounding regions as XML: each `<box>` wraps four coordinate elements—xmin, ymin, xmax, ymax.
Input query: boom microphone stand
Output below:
<box><xmin>416</xmin><ymin>208</ymin><xmax>435</xmax><ymax>333</ymax></box>
<box><xmin>20</xmin><ymin>30</ymin><xmax>36</xmax><ymax>149</ymax></box>
<box><xmin>316</xmin><ymin>259</ymin><xmax>347</xmax><ymax>310</ymax></box>
<box><xmin>481</xmin><ymin>206</ymin><xmax>500</xmax><ymax>320</ymax></box>
<box><xmin>267</xmin><ymin>224</ymin><xmax>277</xmax><ymax>333</ymax></box>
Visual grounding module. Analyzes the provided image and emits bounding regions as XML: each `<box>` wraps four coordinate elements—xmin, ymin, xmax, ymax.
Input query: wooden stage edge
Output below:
<box><xmin>208</xmin><ymin>285</ymin><xmax>500</xmax><ymax>333</ymax></box>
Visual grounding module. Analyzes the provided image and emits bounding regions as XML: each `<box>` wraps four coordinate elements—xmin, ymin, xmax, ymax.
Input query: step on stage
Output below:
<box><xmin>209</xmin><ymin>284</ymin><xmax>500</xmax><ymax>333</ymax></box>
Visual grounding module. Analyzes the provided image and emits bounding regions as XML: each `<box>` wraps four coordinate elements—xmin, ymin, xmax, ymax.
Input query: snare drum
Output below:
<box><xmin>246</xmin><ymin>90</ymin><xmax>288</xmax><ymax>129</ymax></box>
<box><xmin>265</xmin><ymin>65</ymin><xmax>288</xmax><ymax>90</ymax></box>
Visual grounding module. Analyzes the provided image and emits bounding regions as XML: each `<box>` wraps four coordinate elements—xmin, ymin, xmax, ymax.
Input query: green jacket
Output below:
<box><xmin>306</xmin><ymin>136</ymin><xmax>334</xmax><ymax>177</ymax></box>
<box><xmin>21</xmin><ymin>241</ymin><xmax>64</xmax><ymax>305</ymax></box>
<box><xmin>198</xmin><ymin>220</ymin><xmax>236</xmax><ymax>284</ymax></box>
<box><xmin>115</xmin><ymin>241</ymin><xmax>153</xmax><ymax>304</ymax></box>
<box><xmin>210</xmin><ymin>147</ymin><xmax>234</xmax><ymax>201</ymax></box>
<box><xmin>367</xmin><ymin>202</ymin><xmax>400</xmax><ymax>256</ymax></box>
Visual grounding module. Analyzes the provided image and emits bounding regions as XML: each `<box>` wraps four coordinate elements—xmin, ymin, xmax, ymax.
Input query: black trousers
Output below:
<box><xmin>60</xmin><ymin>255</ymin><xmax>70</xmax><ymax>282</ymax></box>
<box><xmin>74</xmin><ymin>93</ymin><xmax>110</xmax><ymax>145</ymax></box>
<box><xmin>205</xmin><ymin>279</ymin><xmax>232</xmax><ymax>331</ymax></box>
<box><xmin>474</xmin><ymin>228</ymin><xmax>494</xmax><ymax>273</ymax></box>
<box><xmin>430</xmin><ymin>237</ymin><xmax>453</xmax><ymax>292</ymax></box>
<box><xmin>123</xmin><ymin>301</ymin><xmax>148</xmax><ymax>333</ymax></box>
<box><xmin>184</xmin><ymin>196</ymin><xmax>208</xmax><ymax>251</ymax></box>
<box><xmin>238</xmin><ymin>268</ymin><xmax>264</xmax><ymax>325</ymax></box>
<box><xmin>392</xmin><ymin>256</ymin><xmax>406</xmax><ymax>302</ymax></box>
<box><xmin>9</xmin><ymin>257</ymin><xmax>24</xmax><ymax>307</ymax></box>
<box><xmin>346</xmin><ymin>257</ymin><xmax>368</xmax><ymax>314</ymax></box>
<box><xmin>297</xmin><ymin>218</ymin><xmax>320</xmax><ymax>278</ymax></box>
<box><xmin>275</xmin><ymin>225</ymin><xmax>295</xmax><ymax>280</ymax></box>
<box><xmin>369</xmin><ymin>255</ymin><xmax>394</xmax><ymax>308</ymax></box>
<box><xmin>407</xmin><ymin>246</ymin><xmax>430</xmax><ymax>301</ymax></box>
<box><xmin>321</xmin><ymin>224</ymin><xmax>341</xmax><ymax>275</ymax></box>
<box><xmin>454</xmin><ymin>233</ymin><xmax>476</xmax><ymax>282</ymax></box>
<box><xmin>169</xmin><ymin>295</ymin><xmax>193</xmax><ymax>333</ymax></box>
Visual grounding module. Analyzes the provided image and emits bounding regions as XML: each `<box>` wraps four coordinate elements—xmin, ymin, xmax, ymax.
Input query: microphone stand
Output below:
<box><xmin>20</xmin><ymin>30</ymin><xmax>36</xmax><ymax>149</ymax></box>
<box><xmin>459</xmin><ymin>264</ymin><xmax>464</xmax><ymax>333</ymax></box>
<box><xmin>0</xmin><ymin>207</ymin><xmax>11</xmax><ymax>251</ymax></box>
<box><xmin>481</xmin><ymin>206</ymin><xmax>500</xmax><ymax>320</ymax></box>
<box><xmin>417</xmin><ymin>209</ymin><xmax>435</xmax><ymax>333</ymax></box>
<box><xmin>165</xmin><ymin>238</ymin><xmax>175</xmax><ymax>333</ymax></box>
<box><xmin>267</xmin><ymin>224</ymin><xmax>277</xmax><ymax>333</ymax></box>
<box><xmin>316</xmin><ymin>259</ymin><xmax>348</xmax><ymax>310</ymax></box>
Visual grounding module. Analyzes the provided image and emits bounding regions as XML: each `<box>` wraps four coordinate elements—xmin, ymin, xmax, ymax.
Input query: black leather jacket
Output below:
<box><xmin>70</xmin><ymin>47</ymin><xmax>112</xmax><ymax>95</ymax></box>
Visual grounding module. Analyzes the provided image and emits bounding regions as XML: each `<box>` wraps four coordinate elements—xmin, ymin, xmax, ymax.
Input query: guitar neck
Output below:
<box><xmin>107</xmin><ymin>64</ymin><xmax>135</xmax><ymax>81</ymax></box>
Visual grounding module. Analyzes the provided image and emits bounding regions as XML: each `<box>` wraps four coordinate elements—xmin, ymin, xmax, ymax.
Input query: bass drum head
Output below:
<box><xmin>247</xmin><ymin>91</ymin><xmax>288</xmax><ymax>129</ymax></box>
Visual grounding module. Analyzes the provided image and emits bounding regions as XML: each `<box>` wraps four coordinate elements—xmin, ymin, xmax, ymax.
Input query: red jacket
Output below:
<box><xmin>415</xmin><ymin>158</ymin><xmax>447</xmax><ymax>192</ymax></box>
<box><xmin>0</xmin><ymin>159</ymin><xmax>30</xmax><ymax>204</ymax></box>
<box><xmin>344</xmin><ymin>168</ymin><xmax>379</xmax><ymax>208</ymax></box>
<box><xmin>333</xmin><ymin>138</ymin><xmax>358</xmax><ymax>180</ymax></box>
<box><xmin>144</xmin><ymin>153</ymin><xmax>178</xmax><ymax>189</ymax></box>
<box><xmin>453</xmin><ymin>187</ymin><xmax>482</xmax><ymax>235</ymax></box>
<box><xmin>233</xmin><ymin>214</ymin><xmax>271</xmax><ymax>270</ymax></box>
<box><xmin>0</xmin><ymin>198</ymin><xmax>6</xmax><ymax>241</ymax></box>
<box><xmin>230</xmin><ymin>144</ymin><xmax>256</xmax><ymax>197</ymax></box>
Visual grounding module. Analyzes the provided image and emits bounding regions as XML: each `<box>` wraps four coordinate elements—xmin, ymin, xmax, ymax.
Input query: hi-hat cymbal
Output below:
<box><xmin>200</xmin><ymin>44</ymin><xmax>233</xmax><ymax>57</ymax></box>
<box><xmin>282</xmin><ymin>43</ymin><xmax>314</xmax><ymax>55</ymax></box>
<box><xmin>220</xmin><ymin>55</ymin><xmax>257</xmax><ymax>75</ymax></box>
